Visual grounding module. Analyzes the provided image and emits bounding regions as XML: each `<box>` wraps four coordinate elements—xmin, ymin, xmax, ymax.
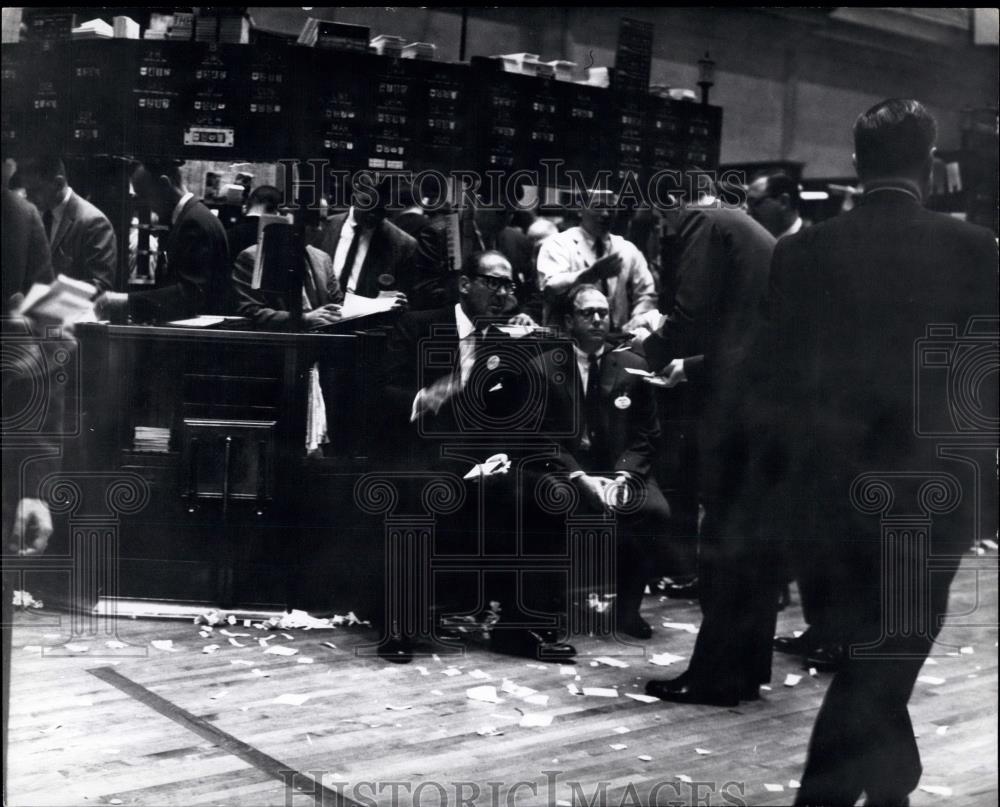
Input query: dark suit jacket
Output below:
<box><xmin>764</xmin><ymin>187</ymin><xmax>998</xmax><ymax>525</ymax></box>
<box><xmin>644</xmin><ymin>207</ymin><xmax>775</xmax><ymax>399</ymax></box>
<box><xmin>318</xmin><ymin>213</ymin><xmax>417</xmax><ymax>299</ymax></box>
<box><xmin>49</xmin><ymin>190</ymin><xmax>116</xmax><ymax>293</ymax></box>
<box><xmin>129</xmin><ymin>197</ymin><xmax>230</xmax><ymax>322</ymax></box>
<box><xmin>226</xmin><ymin>215</ymin><xmax>261</xmax><ymax>260</ymax></box>
<box><xmin>2</xmin><ymin>188</ymin><xmax>54</xmax><ymax>308</ymax></box>
<box><xmin>232</xmin><ymin>244</ymin><xmax>343</xmax><ymax>330</ymax></box>
<box><xmin>531</xmin><ymin>344</ymin><xmax>660</xmax><ymax>479</ymax></box>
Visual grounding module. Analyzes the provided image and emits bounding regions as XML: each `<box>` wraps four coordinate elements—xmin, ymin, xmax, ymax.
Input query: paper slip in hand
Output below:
<box><xmin>594</xmin><ymin>656</ymin><xmax>629</xmax><ymax>669</ymax></box>
<box><xmin>520</xmin><ymin>713</ymin><xmax>554</xmax><ymax>728</ymax></box>
<box><xmin>340</xmin><ymin>292</ymin><xmax>400</xmax><ymax>321</ymax></box>
<box><xmin>624</xmin><ymin>367</ymin><xmax>655</xmax><ymax>377</ymax></box>
<box><xmin>784</xmin><ymin>674</ymin><xmax>802</xmax><ymax>686</ymax></box>
<box><xmin>466</xmin><ymin>686</ymin><xmax>501</xmax><ymax>704</ymax></box>
<box><xmin>582</xmin><ymin>687</ymin><xmax>618</xmax><ymax>698</ymax></box>
<box><xmin>273</xmin><ymin>693</ymin><xmax>311</xmax><ymax>706</ymax></box>
<box><xmin>649</xmin><ymin>652</ymin><xmax>686</xmax><ymax>666</ymax></box>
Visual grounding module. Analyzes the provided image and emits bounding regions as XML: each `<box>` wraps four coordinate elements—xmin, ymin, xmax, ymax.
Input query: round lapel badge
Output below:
<box><xmin>614</xmin><ymin>394</ymin><xmax>632</xmax><ymax>410</ymax></box>
<box><xmin>486</xmin><ymin>355</ymin><xmax>501</xmax><ymax>371</ymax></box>
<box><xmin>377</xmin><ymin>273</ymin><xmax>396</xmax><ymax>288</ymax></box>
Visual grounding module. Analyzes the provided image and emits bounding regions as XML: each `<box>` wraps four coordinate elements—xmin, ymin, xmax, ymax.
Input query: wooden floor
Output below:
<box><xmin>6</xmin><ymin>551</ymin><xmax>997</xmax><ymax>807</ymax></box>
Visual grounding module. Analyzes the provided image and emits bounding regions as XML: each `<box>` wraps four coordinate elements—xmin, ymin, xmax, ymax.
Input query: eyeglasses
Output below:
<box><xmin>471</xmin><ymin>274</ymin><xmax>515</xmax><ymax>294</ymax></box>
<box><xmin>574</xmin><ymin>307</ymin><xmax>610</xmax><ymax>319</ymax></box>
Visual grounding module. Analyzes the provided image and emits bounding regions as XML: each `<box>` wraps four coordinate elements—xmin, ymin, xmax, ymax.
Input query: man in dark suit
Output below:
<box><xmin>530</xmin><ymin>284</ymin><xmax>671</xmax><ymax>638</ymax></box>
<box><xmin>379</xmin><ymin>250</ymin><xmax>575</xmax><ymax>662</ymax></box>
<box><xmin>765</xmin><ymin>100</ymin><xmax>997</xmax><ymax>807</ymax></box>
<box><xmin>18</xmin><ymin>156</ymin><xmax>116</xmax><ymax>293</ymax></box>
<box><xmin>94</xmin><ymin>159</ymin><xmax>230</xmax><ymax>323</ymax></box>
<box><xmin>318</xmin><ymin>174</ymin><xmax>415</xmax><ymax>304</ymax></box>
<box><xmin>226</xmin><ymin>184</ymin><xmax>282</xmax><ymax>259</ymax></box>
<box><xmin>640</xmin><ymin>197</ymin><xmax>778</xmax><ymax>706</ymax></box>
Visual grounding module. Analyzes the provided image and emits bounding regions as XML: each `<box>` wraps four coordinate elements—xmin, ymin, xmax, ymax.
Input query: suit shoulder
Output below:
<box><xmin>608</xmin><ymin>346</ymin><xmax>649</xmax><ymax>371</ymax></box>
<box><xmin>383</xmin><ymin>219</ymin><xmax>417</xmax><ymax>249</ymax></box>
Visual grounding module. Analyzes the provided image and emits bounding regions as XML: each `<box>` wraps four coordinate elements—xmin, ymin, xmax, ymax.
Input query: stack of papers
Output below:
<box><xmin>133</xmin><ymin>426</ymin><xmax>170</xmax><ymax>453</ymax></box>
<box><xmin>71</xmin><ymin>18</ymin><xmax>113</xmax><ymax>39</ymax></box>
<box><xmin>17</xmin><ymin>275</ymin><xmax>96</xmax><ymax>327</ymax></box>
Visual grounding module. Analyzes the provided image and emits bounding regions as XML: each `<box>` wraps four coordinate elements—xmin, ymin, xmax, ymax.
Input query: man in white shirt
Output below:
<box><xmin>535</xmin><ymin>191</ymin><xmax>657</xmax><ymax>329</ymax></box>
<box><xmin>746</xmin><ymin>173</ymin><xmax>803</xmax><ymax>240</ymax></box>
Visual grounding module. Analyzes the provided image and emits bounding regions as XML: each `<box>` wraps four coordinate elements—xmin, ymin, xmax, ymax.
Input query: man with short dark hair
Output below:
<box><xmin>226</xmin><ymin>184</ymin><xmax>283</xmax><ymax>258</ymax></box>
<box><xmin>530</xmin><ymin>284</ymin><xmax>670</xmax><ymax>638</ymax></box>
<box><xmin>18</xmin><ymin>156</ymin><xmax>116</xmax><ymax>293</ymax></box>
<box><xmin>94</xmin><ymin>159</ymin><xmax>230</xmax><ymax>322</ymax></box>
<box><xmin>765</xmin><ymin>99</ymin><xmax>998</xmax><ymax>806</ymax></box>
<box><xmin>746</xmin><ymin>172</ymin><xmax>802</xmax><ymax>240</ymax></box>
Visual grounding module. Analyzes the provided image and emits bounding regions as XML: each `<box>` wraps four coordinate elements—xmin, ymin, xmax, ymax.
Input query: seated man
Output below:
<box><xmin>379</xmin><ymin>250</ymin><xmax>575</xmax><ymax>663</ymax></box>
<box><xmin>529</xmin><ymin>284</ymin><xmax>671</xmax><ymax>638</ymax></box>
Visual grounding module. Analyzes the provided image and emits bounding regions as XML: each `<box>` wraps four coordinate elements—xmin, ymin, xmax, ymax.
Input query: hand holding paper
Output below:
<box><xmin>643</xmin><ymin>358</ymin><xmax>687</xmax><ymax>388</ymax></box>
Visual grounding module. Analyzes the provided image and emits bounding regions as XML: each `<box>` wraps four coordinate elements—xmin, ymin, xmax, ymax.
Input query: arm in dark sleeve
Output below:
<box><xmin>231</xmin><ymin>246</ymin><xmax>292</xmax><ymax>329</ymax></box>
<box><xmin>382</xmin><ymin>312</ymin><xmax>423</xmax><ymax>423</ymax></box>
<box><xmin>81</xmin><ymin>213</ymin><xmax>117</xmax><ymax>293</ymax></box>
<box><xmin>615</xmin><ymin>368</ymin><xmax>660</xmax><ymax>478</ymax></box>
<box><xmin>411</xmin><ymin>222</ymin><xmax>452</xmax><ymax>310</ymax></box>
<box><xmin>25</xmin><ymin>204</ymin><xmax>56</xmax><ymax>292</ymax></box>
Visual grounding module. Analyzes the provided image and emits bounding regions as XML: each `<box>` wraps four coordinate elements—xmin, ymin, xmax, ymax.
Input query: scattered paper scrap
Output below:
<box><xmin>808</xmin><ymin>667</ymin><xmax>818</xmax><ymax>677</ymax></box>
<box><xmin>228</xmin><ymin>638</ymin><xmax>247</xmax><ymax>648</ymax></box>
<box><xmin>625</xmin><ymin>693</ymin><xmax>660</xmax><ymax>704</ymax></box>
<box><xmin>614</xmin><ymin>726</ymin><xmax>630</xmax><ymax>734</ymax></box>
<box><xmin>202</xmin><ymin>645</ymin><xmax>220</xmax><ymax>654</ymax></box>
<box><xmin>661</xmin><ymin>622</ymin><xmax>699</xmax><ymax>634</ymax></box>
<box><xmin>560</xmin><ymin>666</ymin><xmax>575</xmax><ymax>676</ymax></box>
<box><xmin>676</xmin><ymin>774</ymin><xmax>692</xmax><ymax>784</ymax></box>
<box><xmin>609</xmin><ymin>743</ymin><xmax>628</xmax><ymax>751</ymax></box>
<box><xmin>274</xmin><ymin>693</ymin><xmax>311</xmax><ymax>706</ymax></box>
<box><xmin>764</xmin><ymin>784</ymin><xmax>784</xmax><ymax>793</ymax></box>
<box><xmin>788</xmin><ymin>780</ymin><xmax>801</xmax><ymax>789</ymax></box>
<box><xmin>936</xmin><ymin>725</ymin><xmax>949</xmax><ymax>736</ymax></box>
<box><xmin>501</xmin><ymin>680</ymin><xmax>538</xmax><ymax>698</ymax></box>
<box><xmin>208</xmin><ymin>690</ymin><xmax>229</xmax><ymax>700</ymax></box>
<box><xmin>793</xmin><ymin>630</ymin><xmax>804</xmax><ymax>638</ymax></box>
<box><xmin>695</xmin><ymin>748</ymin><xmax>712</xmax><ymax>755</ymax></box>
<box><xmin>469</xmin><ymin>669</ymin><xmax>491</xmax><ymax>680</ymax></box>
<box><xmin>649</xmin><ymin>652</ymin><xmax>686</xmax><ymax>666</ymax></box>
<box><xmin>477</xmin><ymin>726</ymin><xmax>504</xmax><ymax>737</ymax></box>
<box><xmin>784</xmin><ymin>674</ymin><xmax>802</xmax><ymax>687</ymax></box>
<box><xmin>105</xmin><ymin>640</ymin><xmax>127</xmax><ymax>649</ymax></box>
<box><xmin>918</xmin><ymin>676</ymin><xmax>945</xmax><ymax>686</ymax></box>
<box><xmin>525</xmin><ymin>663</ymin><xmax>548</xmax><ymax>671</ymax></box>
<box><xmin>385</xmin><ymin>704</ymin><xmax>413</xmax><ymax>711</ymax></box>
<box><xmin>582</xmin><ymin>687</ymin><xmax>618</xmax><ymax>698</ymax></box>
<box><xmin>297</xmin><ymin>657</ymin><xmax>314</xmax><ymax>664</ymax></box>
<box><xmin>281</xmin><ymin>633</ymin><xmax>294</xmax><ymax>641</ymax></box>
<box><xmin>595</xmin><ymin>656</ymin><xmax>629</xmax><ymax>669</ymax></box>
<box><xmin>524</xmin><ymin>694</ymin><xmax>550</xmax><ymax>706</ymax></box>
<box><xmin>960</xmin><ymin>646</ymin><xmax>974</xmax><ymax>655</ymax></box>
<box><xmin>919</xmin><ymin>785</ymin><xmax>953</xmax><ymax>797</ymax></box>
<box><xmin>760</xmin><ymin>685</ymin><xmax>772</xmax><ymax>691</ymax></box>
<box><xmin>443</xmin><ymin>668</ymin><xmax>462</xmax><ymax>677</ymax></box>
<box><xmin>981</xmin><ymin>538</ymin><xmax>998</xmax><ymax>551</ymax></box>
<box><xmin>227</xmin><ymin>615</ymin><xmax>237</xmax><ymax>625</ymax></box>
<box><xmin>567</xmin><ymin>683</ymin><xmax>581</xmax><ymax>695</ymax></box>
<box><xmin>638</xmin><ymin>754</ymin><xmax>653</xmax><ymax>762</ymax></box>
<box><xmin>467</xmin><ymin>686</ymin><xmax>501</xmax><ymax>704</ymax></box>
<box><xmin>219</xmin><ymin>629</ymin><xmax>249</xmax><ymax>638</ymax></box>
<box><xmin>322</xmin><ymin>642</ymin><xmax>337</xmax><ymax>651</ymax></box>
<box><xmin>264</xmin><ymin>645</ymin><xmax>298</xmax><ymax>656</ymax></box>
<box><xmin>65</xmin><ymin>643</ymin><xmax>90</xmax><ymax>653</ymax></box>
<box><xmin>924</xmin><ymin>657</ymin><xmax>938</xmax><ymax>665</ymax></box>
<box><xmin>251</xmin><ymin>668</ymin><xmax>270</xmax><ymax>678</ymax></box>
<box><xmin>415</xmin><ymin>666</ymin><xmax>429</xmax><ymax>676</ymax></box>
<box><xmin>231</xmin><ymin>659</ymin><xmax>253</xmax><ymax>666</ymax></box>
<box><xmin>520</xmin><ymin>713</ymin><xmax>554</xmax><ymax>728</ymax></box>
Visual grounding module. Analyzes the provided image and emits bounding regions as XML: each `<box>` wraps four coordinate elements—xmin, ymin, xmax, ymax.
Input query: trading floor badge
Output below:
<box><xmin>486</xmin><ymin>355</ymin><xmax>500</xmax><ymax>370</ymax></box>
<box><xmin>614</xmin><ymin>394</ymin><xmax>632</xmax><ymax>410</ymax></box>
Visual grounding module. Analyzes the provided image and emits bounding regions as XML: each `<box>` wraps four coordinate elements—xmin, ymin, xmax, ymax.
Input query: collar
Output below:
<box><xmin>577</xmin><ymin>225</ymin><xmax>610</xmax><ymax>252</ymax></box>
<box><xmin>347</xmin><ymin>206</ymin><xmax>377</xmax><ymax>233</ymax></box>
<box><xmin>172</xmin><ymin>191</ymin><xmax>195</xmax><ymax>226</ymax></box>
<box><xmin>862</xmin><ymin>179</ymin><xmax>923</xmax><ymax>204</ymax></box>
<box><xmin>573</xmin><ymin>343</ymin><xmax>607</xmax><ymax>363</ymax></box>
<box><xmin>778</xmin><ymin>216</ymin><xmax>803</xmax><ymax>239</ymax></box>
<box><xmin>52</xmin><ymin>185</ymin><xmax>72</xmax><ymax>216</ymax></box>
<box><xmin>454</xmin><ymin>303</ymin><xmax>476</xmax><ymax>340</ymax></box>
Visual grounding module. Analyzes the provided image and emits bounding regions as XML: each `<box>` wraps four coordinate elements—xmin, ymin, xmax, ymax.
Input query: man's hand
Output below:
<box><xmin>8</xmin><ymin>498</ymin><xmax>53</xmax><ymax>556</ymax></box>
<box><xmin>94</xmin><ymin>291</ymin><xmax>129</xmax><ymax>324</ymax></box>
<box><xmin>574</xmin><ymin>474</ymin><xmax>614</xmax><ymax>511</ymax></box>
<box><xmin>589</xmin><ymin>253</ymin><xmax>623</xmax><ymax>280</ymax></box>
<box><xmin>644</xmin><ymin>358</ymin><xmax>687</xmax><ymax>388</ymax></box>
<box><xmin>505</xmin><ymin>312</ymin><xmax>537</xmax><ymax>329</ymax></box>
<box><xmin>303</xmin><ymin>303</ymin><xmax>343</xmax><ymax>329</ymax></box>
<box><xmin>378</xmin><ymin>290</ymin><xmax>409</xmax><ymax>311</ymax></box>
<box><xmin>622</xmin><ymin>309</ymin><xmax>664</xmax><ymax>336</ymax></box>
<box><xmin>411</xmin><ymin>372</ymin><xmax>459</xmax><ymax>421</ymax></box>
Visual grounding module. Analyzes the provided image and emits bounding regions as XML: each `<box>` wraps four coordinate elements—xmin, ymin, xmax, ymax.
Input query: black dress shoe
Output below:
<box><xmin>491</xmin><ymin>628</ymin><xmax>576</xmax><ymax>662</ymax></box>
<box><xmin>376</xmin><ymin>637</ymin><xmax>413</xmax><ymax>664</ymax></box>
<box><xmin>664</xmin><ymin>576</ymin><xmax>699</xmax><ymax>599</ymax></box>
<box><xmin>804</xmin><ymin>643</ymin><xmax>844</xmax><ymax>672</ymax></box>
<box><xmin>773</xmin><ymin>634</ymin><xmax>807</xmax><ymax>655</ymax></box>
<box><xmin>645</xmin><ymin>677</ymin><xmax>739</xmax><ymax>707</ymax></box>
<box><xmin>615</xmin><ymin>613</ymin><xmax>653</xmax><ymax>640</ymax></box>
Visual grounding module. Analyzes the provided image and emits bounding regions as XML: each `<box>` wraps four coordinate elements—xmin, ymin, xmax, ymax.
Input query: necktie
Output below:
<box><xmin>593</xmin><ymin>238</ymin><xmax>611</xmax><ymax>300</ymax></box>
<box><xmin>42</xmin><ymin>209</ymin><xmax>54</xmax><ymax>242</ymax></box>
<box><xmin>338</xmin><ymin>228</ymin><xmax>363</xmax><ymax>293</ymax></box>
<box><xmin>585</xmin><ymin>353</ymin><xmax>603</xmax><ymax>456</ymax></box>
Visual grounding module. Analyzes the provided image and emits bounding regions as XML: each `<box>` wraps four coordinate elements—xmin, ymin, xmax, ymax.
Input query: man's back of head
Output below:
<box><xmin>853</xmin><ymin>99</ymin><xmax>937</xmax><ymax>187</ymax></box>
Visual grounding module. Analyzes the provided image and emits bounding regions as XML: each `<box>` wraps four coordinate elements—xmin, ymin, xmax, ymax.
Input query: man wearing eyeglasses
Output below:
<box><xmin>376</xmin><ymin>250</ymin><xmax>575</xmax><ymax>663</ymax></box>
<box><xmin>528</xmin><ymin>285</ymin><xmax>671</xmax><ymax>640</ymax></box>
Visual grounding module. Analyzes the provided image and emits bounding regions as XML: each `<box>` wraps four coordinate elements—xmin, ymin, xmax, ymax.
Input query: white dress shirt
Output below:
<box><xmin>777</xmin><ymin>216</ymin><xmax>803</xmax><ymax>240</ymax></box>
<box><xmin>333</xmin><ymin>207</ymin><xmax>374</xmax><ymax>294</ymax></box>
<box><xmin>46</xmin><ymin>185</ymin><xmax>72</xmax><ymax>244</ymax></box>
